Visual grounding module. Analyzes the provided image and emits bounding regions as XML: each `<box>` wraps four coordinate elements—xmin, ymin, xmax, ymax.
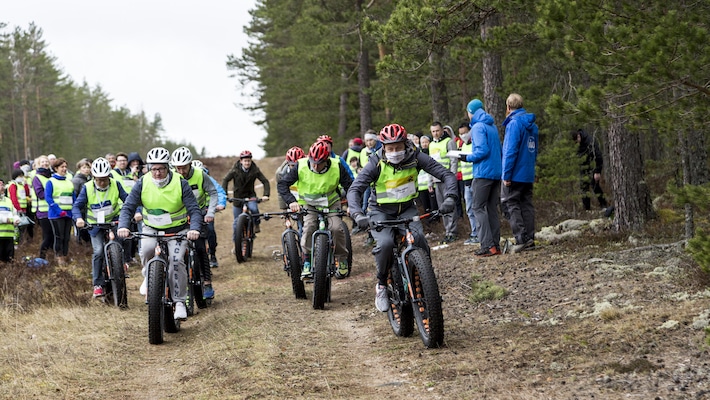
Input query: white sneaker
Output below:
<box><xmin>139</xmin><ymin>267</ymin><xmax>148</xmax><ymax>295</ymax></box>
<box><xmin>375</xmin><ymin>284</ymin><xmax>389</xmax><ymax>312</ymax></box>
<box><xmin>174</xmin><ymin>302</ymin><xmax>187</xmax><ymax>320</ymax></box>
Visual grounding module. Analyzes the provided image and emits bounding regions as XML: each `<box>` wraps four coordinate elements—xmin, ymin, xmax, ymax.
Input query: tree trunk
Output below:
<box><xmin>357</xmin><ymin>42</ymin><xmax>372</xmax><ymax>133</ymax></box>
<box><xmin>481</xmin><ymin>11</ymin><xmax>505</xmax><ymax>138</ymax></box>
<box><xmin>338</xmin><ymin>72</ymin><xmax>348</xmax><ymax>140</ymax></box>
<box><xmin>429</xmin><ymin>48</ymin><xmax>449</xmax><ymax>124</ymax></box>
<box><xmin>606</xmin><ymin>101</ymin><xmax>655</xmax><ymax>231</ymax></box>
<box><xmin>378</xmin><ymin>43</ymin><xmax>391</xmax><ymax>123</ymax></box>
<box><xmin>678</xmin><ymin>128</ymin><xmax>709</xmax><ymax>238</ymax></box>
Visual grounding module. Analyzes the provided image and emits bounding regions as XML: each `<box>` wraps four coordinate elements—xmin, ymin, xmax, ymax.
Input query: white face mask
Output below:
<box><xmin>386</xmin><ymin>150</ymin><xmax>406</xmax><ymax>164</ymax></box>
<box><xmin>20</xmin><ymin>165</ymin><xmax>31</xmax><ymax>174</ymax></box>
<box><xmin>460</xmin><ymin>132</ymin><xmax>471</xmax><ymax>144</ymax></box>
<box><xmin>152</xmin><ymin>175</ymin><xmax>169</xmax><ymax>188</ymax></box>
<box><xmin>15</xmin><ymin>177</ymin><xmax>24</xmax><ymax>184</ymax></box>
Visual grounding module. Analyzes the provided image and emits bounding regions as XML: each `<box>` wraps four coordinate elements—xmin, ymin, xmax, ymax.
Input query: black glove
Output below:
<box><xmin>458</xmin><ymin>153</ymin><xmax>469</xmax><ymax>162</ymax></box>
<box><xmin>354</xmin><ymin>214</ymin><xmax>370</xmax><ymax>230</ymax></box>
<box><xmin>439</xmin><ymin>197</ymin><xmax>456</xmax><ymax>214</ymax></box>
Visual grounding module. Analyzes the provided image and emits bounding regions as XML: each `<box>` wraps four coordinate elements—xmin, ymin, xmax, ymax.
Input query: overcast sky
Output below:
<box><xmin>4</xmin><ymin>0</ymin><xmax>265</xmax><ymax>159</ymax></box>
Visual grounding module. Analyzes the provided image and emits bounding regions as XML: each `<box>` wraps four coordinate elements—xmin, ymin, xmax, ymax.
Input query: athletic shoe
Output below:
<box><xmin>375</xmin><ymin>284</ymin><xmax>389</xmax><ymax>312</ymax></box>
<box><xmin>463</xmin><ymin>236</ymin><xmax>480</xmax><ymax>245</ymax></box>
<box><xmin>511</xmin><ymin>239</ymin><xmax>535</xmax><ymax>254</ymax></box>
<box><xmin>203</xmin><ymin>284</ymin><xmax>215</xmax><ymax>299</ymax></box>
<box><xmin>93</xmin><ymin>286</ymin><xmax>104</xmax><ymax>298</ymax></box>
<box><xmin>139</xmin><ymin>267</ymin><xmax>148</xmax><ymax>296</ymax></box>
<box><xmin>440</xmin><ymin>235</ymin><xmax>458</xmax><ymax>245</ymax></box>
<box><xmin>301</xmin><ymin>261</ymin><xmax>312</xmax><ymax>281</ymax></box>
<box><xmin>474</xmin><ymin>246</ymin><xmax>501</xmax><ymax>257</ymax></box>
<box><xmin>335</xmin><ymin>260</ymin><xmax>349</xmax><ymax>279</ymax></box>
<box><xmin>209</xmin><ymin>255</ymin><xmax>219</xmax><ymax>268</ymax></box>
<box><xmin>174</xmin><ymin>302</ymin><xmax>187</xmax><ymax>320</ymax></box>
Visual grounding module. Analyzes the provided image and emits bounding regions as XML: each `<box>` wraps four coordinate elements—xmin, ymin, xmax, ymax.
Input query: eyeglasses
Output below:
<box><xmin>116</xmin><ymin>158</ymin><xmax>128</xmax><ymax>162</ymax></box>
<box><xmin>150</xmin><ymin>167</ymin><xmax>167</xmax><ymax>173</ymax></box>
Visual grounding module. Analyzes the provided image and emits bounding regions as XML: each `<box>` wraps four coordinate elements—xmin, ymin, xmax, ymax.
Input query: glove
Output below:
<box><xmin>458</xmin><ymin>153</ymin><xmax>469</xmax><ymax>162</ymax></box>
<box><xmin>439</xmin><ymin>197</ymin><xmax>456</xmax><ymax>214</ymax></box>
<box><xmin>354</xmin><ymin>214</ymin><xmax>369</xmax><ymax>230</ymax></box>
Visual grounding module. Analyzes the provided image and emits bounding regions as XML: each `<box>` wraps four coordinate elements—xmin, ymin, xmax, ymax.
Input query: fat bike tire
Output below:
<box><xmin>107</xmin><ymin>243</ymin><xmax>127</xmax><ymax>308</ymax></box>
<box><xmin>234</xmin><ymin>214</ymin><xmax>249</xmax><ymax>263</ymax></box>
<box><xmin>408</xmin><ymin>249</ymin><xmax>444</xmax><ymax>348</ymax></box>
<box><xmin>311</xmin><ymin>234</ymin><xmax>329</xmax><ymax>310</ymax></box>
<box><xmin>284</xmin><ymin>230</ymin><xmax>306</xmax><ymax>299</ymax></box>
<box><xmin>147</xmin><ymin>260</ymin><xmax>166</xmax><ymax>345</ymax></box>
<box><xmin>387</xmin><ymin>260</ymin><xmax>414</xmax><ymax>338</ymax></box>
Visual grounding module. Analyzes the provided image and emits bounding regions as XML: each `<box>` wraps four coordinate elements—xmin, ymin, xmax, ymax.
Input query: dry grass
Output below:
<box><xmin>0</xmin><ymin>156</ymin><xmax>708</xmax><ymax>399</ymax></box>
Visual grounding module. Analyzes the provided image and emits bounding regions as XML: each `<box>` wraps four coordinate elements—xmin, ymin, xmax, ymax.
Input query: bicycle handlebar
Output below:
<box><xmin>261</xmin><ymin>209</ymin><xmax>305</xmax><ymax>221</ymax></box>
<box><xmin>227</xmin><ymin>197</ymin><xmax>263</xmax><ymax>205</ymax></box>
<box><xmin>371</xmin><ymin>210</ymin><xmax>440</xmax><ymax>231</ymax></box>
<box><xmin>128</xmin><ymin>231</ymin><xmax>191</xmax><ymax>241</ymax></box>
<box><xmin>81</xmin><ymin>221</ymin><xmax>119</xmax><ymax>230</ymax></box>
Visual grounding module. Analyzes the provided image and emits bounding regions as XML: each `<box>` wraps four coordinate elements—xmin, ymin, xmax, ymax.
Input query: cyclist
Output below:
<box><xmin>277</xmin><ymin>141</ymin><xmax>353</xmax><ymax>280</ymax></box>
<box><xmin>73</xmin><ymin>158</ymin><xmax>129</xmax><ymax>298</ymax></box>
<box><xmin>117</xmin><ymin>147</ymin><xmax>203</xmax><ymax>321</ymax></box>
<box><xmin>346</xmin><ymin>124</ymin><xmax>458</xmax><ymax>312</ymax></box>
<box><xmin>192</xmin><ymin>159</ymin><xmax>227</xmax><ymax>268</ymax></box>
<box><xmin>316</xmin><ymin>134</ymin><xmax>354</xmax><ymax>179</ymax></box>
<box><xmin>222</xmin><ymin>150</ymin><xmax>270</xmax><ymax>240</ymax></box>
<box><xmin>276</xmin><ymin>146</ymin><xmax>306</xmax><ymax>233</ymax></box>
<box><xmin>171</xmin><ymin>147</ymin><xmax>219</xmax><ymax>299</ymax></box>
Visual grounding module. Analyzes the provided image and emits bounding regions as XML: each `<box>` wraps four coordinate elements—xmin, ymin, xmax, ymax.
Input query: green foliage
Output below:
<box><xmin>536</xmin><ymin>131</ymin><xmax>580</xmax><ymax>204</ymax></box>
<box><xmin>670</xmin><ymin>182</ymin><xmax>710</xmax><ymax>272</ymax></box>
<box><xmin>468</xmin><ymin>274</ymin><xmax>507</xmax><ymax>303</ymax></box>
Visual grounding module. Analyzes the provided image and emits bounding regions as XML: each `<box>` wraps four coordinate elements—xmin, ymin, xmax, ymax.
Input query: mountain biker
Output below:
<box><xmin>73</xmin><ymin>158</ymin><xmax>129</xmax><ymax>298</ymax></box>
<box><xmin>346</xmin><ymin>124</ymin><xmax>458</xmax><ymax>312</ymax></box>
<box><xmin>275</xmin><ymin>146</ymin><xmax>306</xmax><ymax>233</ymax></box>
<box><xmin>116</xmin><ymin>147</ymin><xmax>203</xmax><ymax>321</ymax></box>
<box><xmin>171</xmin><ymin>147</ymin><xmax>220</xmax><ymax>299</ymax></box>
<box><xmin>277</xmin><ymin>141</ymin><xmax>353</xmax><ymax>280</ymax></box>
<box><xmin>192</xmin><ymin>159</ymin><xmax>227</xmax><ymax>268</ymax></box>
<box><xmin>221</xmin><ymin>150</ymin><xmax>270</xmax><ymax>239</ymax></box>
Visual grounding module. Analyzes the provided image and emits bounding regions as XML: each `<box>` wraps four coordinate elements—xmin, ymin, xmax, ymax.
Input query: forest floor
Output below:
<box><xmin>0</xmin><ymin>156</ymin><xmax>709</xmax><ymax>399</ymax></box>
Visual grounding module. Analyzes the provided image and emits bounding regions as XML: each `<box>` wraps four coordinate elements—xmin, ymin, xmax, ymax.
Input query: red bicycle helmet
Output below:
<box><xmin>285</xmin><ymin>146</ymin><xmax>305</xmax><ymax>163</ymax></box>
<box><xmin>308</xmin><ymin>141</ymin><xmax>331</xmax><ymax>164</ymax></box>
<box><xmin>379</xmin><ymin>124</ymin><xmax>408</xmax><ymax>144</ymax></box>
<box><xmin>239</xmin><ymin>150</ymin><xmax>253</xmax><ymax>159</ymax></box>
<box><xmin>317</xmin><ymin>134</ymin><xmax>333</xmax><ymax>145</ymax></box>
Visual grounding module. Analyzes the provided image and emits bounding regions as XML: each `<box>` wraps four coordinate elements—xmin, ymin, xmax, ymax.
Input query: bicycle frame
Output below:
<box><xmin>305</xmin><ymin>207</ymin><xmax>345</xmax><ymax>309</ymax></box>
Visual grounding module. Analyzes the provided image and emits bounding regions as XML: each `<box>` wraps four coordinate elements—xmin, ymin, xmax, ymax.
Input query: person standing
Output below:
<box><xmin>501</xmin><ymin>93</ymin><xmax>539</xmax><ymax>253</ymax></box>
<box><xmin>32</xmin><ymin>155</ymin><xmax>54</xmax><ymax>260</ymax></box>
<box><xmin>459</xmin><ymin>99</ymin><xmax>502</xmax><ymax>257</ymax></box>
<box><xmin>572</xmin><ymin>129</ymin><xmax>609</xmax><ymax>211</ymax></box>
<box><xmin>429</xmin><ymin>121</ymin><xmax>459</xmax><ymax>243</ymax></box>
<box><xmin>458</xmin><ymin>122</ymin><xmax>478</xmax><ymax>245</ymax></box>
<box><xmin>44</xmin><ymin>158</ymin><xmax>75</xmax><ymax>265</ymax></box>
<box><xmin>8</xmin><ymin>169</ymin><xmax>32</xmax><ymax>244</ymax></box>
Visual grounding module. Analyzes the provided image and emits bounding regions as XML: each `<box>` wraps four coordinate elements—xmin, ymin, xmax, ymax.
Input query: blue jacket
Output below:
<box><xmin>208</xmin><ymin>175</ymin><xmax>227</xmax><ymax>208</ymax></box>
<box><xmin>45</xmin><ymin>174</ymin><xmax>76</xmax><ymax>219</ymax></box>
<box><xmin>502</xmin><ymin>108</ymin><xmax>538</xmax><ymax>183</ymax></box>
<box><xmin>463</xmin><ymin>109</ymin><xmax>502</xmax><ymax>180</ymax></box>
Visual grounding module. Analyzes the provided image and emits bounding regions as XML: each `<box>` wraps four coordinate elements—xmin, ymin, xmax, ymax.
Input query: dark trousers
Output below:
<box><xmin>0</xmin><ymin>237</ymin><xmax>14</xmax><ymax>262</ymax></box>
<box><xmin>502</xmin><ymin>182</ymin><xmax>535</xmax><ymax>244</ymax></box>
<box><xmin>471</xmin><ymin>178</ymin><xmax>501</xmax><ymax>250</ymax></box>
<box><xmin>38</xmin><ymin>217</ymin><xmax>54</xmax><ymax>259</ymax></box>
<box><xmin>581</xmin><ymin>175</ymin><xmax>608</xmax><ymax>210</ymax></box>
<box><xmin>50</xmin><ymin>217</ymin><xmax>72</xmax><ymax>256</ymax></box>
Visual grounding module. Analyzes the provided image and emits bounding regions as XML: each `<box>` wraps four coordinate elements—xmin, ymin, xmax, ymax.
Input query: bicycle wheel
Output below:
<box><xmin>234</xmin><ymin>214</ymin><xmax>249</xmax><ymax>263</ymax></box>
<box><xmin>107</xmin><ymin>243</ymin><xmax>127</xmax><ymax>308</ymax></box>
<box><xmin>407</xmin><ymin>249</ymin><xmax>444</xmax><ymax>348</ymax></box>
<box><xmin>284</xmin><ymin>230</ymin><xmax>306</xmax><ymax>299</ymax></box>
<box><xmin>147</xmin><ymin>260</ymin><xmax>166</xmax><ymax>345</ymax></box>
<box><xmin>192</xmin><ymin>245</ymin><xmax>207</xmax><ymax>309</ymax></box>
<box><xmin>387</xmin><ymin>257</ymin><xmax>414</xmax><ymax>338</ymax></box>
<box><xmin>311</xmin><ymin>234</ymin><xmax>329</xmax><ymax>310</ymax></box>
<box><xmin>340</xmin><ymin>219</ymin><xmax>353</xmax><ymax>277</ymax></box>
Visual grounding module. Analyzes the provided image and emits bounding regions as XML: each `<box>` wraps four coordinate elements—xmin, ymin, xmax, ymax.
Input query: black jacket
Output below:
<box><xmin>222</xmin><ymin>161</ymin><xmax>271</xmax><ymax>198</ymax></box>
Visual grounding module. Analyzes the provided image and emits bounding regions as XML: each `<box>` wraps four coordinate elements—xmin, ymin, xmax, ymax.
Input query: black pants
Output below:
<box><xmin>38</xmin><ymin>217</ymin><xmax>54</xmax><ymax>259</ymax></box>
<box><xmin>581</xmin><ymin>175</ymin><xmax>608</xmax><ymax>210</ymax></box>
<box><xmin>0</xmin><ymin>238</ymin><xmax>14</xmax><ymax>262</ymax></box>
<box><xmin>50</xmin><ymin>217</ymin><xmax>72</xmax><ymax>256</ymax></box>
<box><xmin>501</xmin><ymin>182</ymin><xmax>535</xmax><ymax>244</ymax></box>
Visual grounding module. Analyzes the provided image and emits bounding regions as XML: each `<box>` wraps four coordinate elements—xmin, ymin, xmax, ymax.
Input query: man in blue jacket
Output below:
<box><xmin>459</xmin><ymin>99</ymin><xmax>503</xmax><ymax>257</ymax></box>
<box><xmin>501</xmin><ymin>93</ymin><xmax>539</xmax><ymax>253</ymax></box>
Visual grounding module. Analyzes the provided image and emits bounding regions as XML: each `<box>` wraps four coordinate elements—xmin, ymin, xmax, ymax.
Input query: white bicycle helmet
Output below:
<box><xmin>146</xmin><ymin>147</ymin><xmax>170</xmax><ymax>164</ymax></box>
<box><xmin>191</xmin><ymin>160</ymin><xmax>204</xmax><ymax>169</ymax></box>
<box><xmin>91</xmin><ymin>157</ymin><xmax>112</xmax><ymax>178</ymax></box>
<box><xmin>171</xmin><ymin>146</ymin><xmax>193</xmax><ymax>166</ymax></box>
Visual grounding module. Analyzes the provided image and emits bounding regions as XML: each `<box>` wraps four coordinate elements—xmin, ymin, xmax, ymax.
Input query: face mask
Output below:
<box><xmin>15</xmin><ymin>177</ymin><xmax>24</xmax><ymax>184</ymax></box>
<box><xmin>20</xmin><ymin>165</ymin><xmax>31</xmax><ymax>174</ymax></box>
<box><xmin>460</xmin><ymin>133</ymin><xmax>471</xmax><ymax>144</ymax></box>
<box><xmin>386</xmin><ymin>150</ymin><xmax>406</xmax><ymax>164</ymax></box>
<box><xmin>152</xmin><ymin>175</ymin><xmax>169</xmax><ymax>188</ymax></box>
